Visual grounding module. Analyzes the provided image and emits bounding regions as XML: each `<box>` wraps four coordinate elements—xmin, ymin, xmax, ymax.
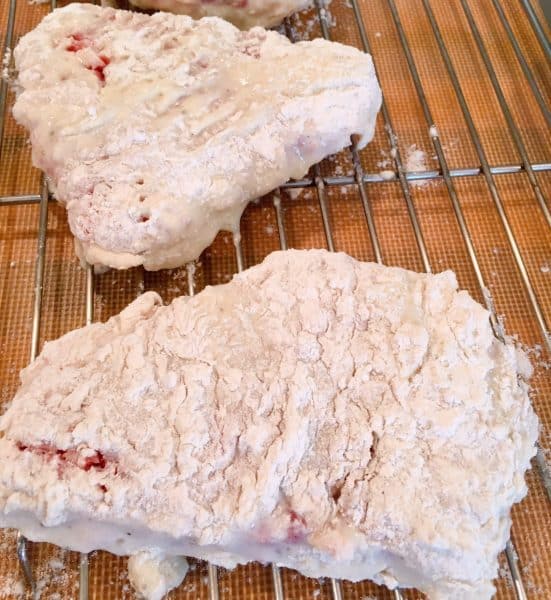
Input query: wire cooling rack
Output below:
<box><xmin>0</xmin><ymin>0</ymin><xmax>550</xmax><ymax>598</ymax></box>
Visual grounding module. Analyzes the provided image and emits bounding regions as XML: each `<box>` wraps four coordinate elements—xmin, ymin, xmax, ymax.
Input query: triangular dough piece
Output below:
<box><xmin>13</xmin><ymin>4</ymin><xmax>381</xmax><ymax>270</ymax></box>
<box><xmin>0</xmin><ymin>250</ymin><xmax>537</xmax><ymax>599</ymax></box>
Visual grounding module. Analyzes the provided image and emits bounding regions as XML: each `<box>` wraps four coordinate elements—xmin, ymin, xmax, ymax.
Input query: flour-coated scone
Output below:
<box><xmin>125</xmin><ymin>0</ymin><xmax>313</xmax><ymax>29</ymax></box>
<box><xmin>0</xmin><ymin>250</ymin><xmax>538</xmax><ymax>599</ymax></box>
<box><xmin>13</xmin><ymin>4</ymin><xmax>381</xmax><ymax>271</ymax></box>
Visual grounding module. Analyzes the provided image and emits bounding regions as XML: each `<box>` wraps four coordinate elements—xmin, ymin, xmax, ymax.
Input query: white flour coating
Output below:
<box><xmin>0</xmin><ymin>575</ymin><xmax>25</xmax><ymax>598</ymax></box>
<box><xmin>0</xmin><ymin>249</ymin><xmax>538</xmax><ymax>599</ymax></box>
<box><xmin>121</xmin><ymin>0</ymin><xmax>312</xmax><ymax>29</ymax></box>
<box><xmin>379</xmin><ymin>170</ymin><xmax>395</xmax><ymax>181</ymax></box>
<box><xmin>13</xmin><ymin>4</ymin><xmax>381</xmax><ymax>271</ymax></box>
<box><xmin>1</xmin><ymin>48</ymin><xmax>12</xmax><ymax>83</ymax></box>
<box><xmin>405</xmin><ymin>144</ymin><xmax>428</xmax><ymax>187</ymax></box>
<box><xmin>128</xmin><ymin>550</ymin><xmax>189</xmax><ymax>600</ymax></box>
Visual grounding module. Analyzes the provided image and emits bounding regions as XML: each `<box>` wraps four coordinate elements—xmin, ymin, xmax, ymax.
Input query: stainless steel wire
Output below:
<box><xmin>271</xmin><ymin>564</ymin><xmax>285</xmax><ymax>600</ymax></box>
<box><xmin>15</xmin><ymin>534</ymin><xmax>33</xmax><ymax>596</ymax></box>
<box><xmin>424</xmin><ymin>0</ymin><xmax>550</xmax><ymax>352</ymax></box>
<box><xmin>16</xmin><ymin>177</ymin><xmax>50</xmax><ymax>592</ymax></box>
<box><xmin>519</xmin><ymin>0</ymin><xmax>551</xmax><ymax>59</ymax></box>
<box><xmin>29</xmin><ymin>179</ymin><xmax>50</xmax><ymax>362</ymax></box>
<box><xmin>506</xmin><ymin>540</ymin><xmax>528</xmax><ymax>600</ymax></box>
<box><xmin>79</xmin><ymin>265</ymin><xmax>94</xmax><ymax>600</ymax></box>
<box><xmin>489</xmin><ymin>0</ymin><xmax>550</xmax><ymax>124</ymax></box>
<box><xmin>0</xmin><ymin>0</ymin><xmax>16</xmax><ymax>161</ymax></box>
<box><xmin>79</xmin><ymin>553</ymin><xmax>89</xmax><ymax>600</ymax></box>
<box><xmin>349</xmin><ymin>0</ymin><xmax>432</xmax><ymax>273</ymax></box>
<box><xmin>458</xmin><ymin>0</ymin><xmax>551</xmax><ymax>228</ymax></box>
<box><xmin>314</xmin><ymin>165</ymin><xmax>336</xmax><ymax>252</ymax></box>
<box><xmin>2</xmin><ymin>163</ymin><xmax>551</xmax><ymax>208</ymax></box>
<box><xmin>351</xmin><ymin>137</ymin><xmax>384</xmax><ymax>264</ymax></box>
<box><xmin>208</xmin><ymin>562</ymin><xmax>220</xmax><ymax>600</ymax></box>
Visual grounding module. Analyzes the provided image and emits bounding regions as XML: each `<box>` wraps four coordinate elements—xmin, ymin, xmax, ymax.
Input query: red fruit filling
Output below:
<box><xmin>287</xmin><ymin>510</ymin><xmax>307</xmax><ymax>542</ymax></box>
<box><xmin>65</xmin><ymin>33</ymin><xmax>110</xmax><ymax>85</ymax></box>
<box><xmin>16</xmin><ymin>441</ymin><xmax>108</xmax><ymax>474</ymax></box>
<box><xmin>66</xmin><ymin>33</ymin><xmax>89</xmax><ymax>53</ymax></box>
<box><xmin>87</xmin><ymin>54</ymin><xmax>110</xmax><ymax>83</ymax></box>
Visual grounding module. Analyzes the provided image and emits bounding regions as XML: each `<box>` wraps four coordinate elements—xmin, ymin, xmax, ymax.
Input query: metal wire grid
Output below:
<box><xmin>0</xmin><ymin>0</ymin><xmax>549</xmax><ymax>598</ymax></box>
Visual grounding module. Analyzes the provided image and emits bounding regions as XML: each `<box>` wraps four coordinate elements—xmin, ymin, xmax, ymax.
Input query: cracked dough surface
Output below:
<box><xmin>0</xmin><ymin>250</ymin><xmax>538</xmax><ymax>599</ymax></box>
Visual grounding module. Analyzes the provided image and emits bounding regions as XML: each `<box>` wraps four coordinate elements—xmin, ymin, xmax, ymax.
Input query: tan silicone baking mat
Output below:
<box><xmin>0</xmin><ymin>0</ymin><xmax>550</xmax><ymax>598</ymax></box>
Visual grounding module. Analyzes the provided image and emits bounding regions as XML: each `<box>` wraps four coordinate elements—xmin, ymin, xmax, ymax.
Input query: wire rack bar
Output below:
<box><xmin>271</xmin><ymin>563</ymin><xmax>285</xmax><ymax>600</ymax></box>
<box><xmin>348</xmin><ymin>0</ymin><xmax>433</xmax><ymax>272</ymax></box>
<box><xmin>273</xmin><ymin>191</ymin><xmax>288</xmax><ymax>250</ymax></box>
<box><xmin>233</xmin><ymin>231</ymin><xmax>245</xmax><ymax>272</ymax></box>
<box><xmin>0</xmin><ymin>0</ymin><xmax>16</xmax><ymax>161</ymax></box>
<box><xmin>0</xmin><ymin>194</ymin><xmax>47</xmax><ymax>205</ymax></box>
<box><xmin>16</xmin><ymin>177</ymin><xmax>50</xmax><ymax>592</ymax></box>
<box><xmin>519</xmin><ymin>0</ymin><xmax>551</xmax><ymax>59</ymax></box>
<box><xmin>490</xmin><ymin>0</ymin><xmax>550</xmax><ymax>124</ymax></box>
<box><xmin>421</xmin><ymin>0</ymin><xmax>550</xmax><ymax>352</ymax></box>
<box><xmin>330</xmin><ymin>578</ymin><xmax>343</xmax><ymax>600</ymax></box>
<box><xmin>314</xmin><ymin>165</ymin><xmax>335</xmax><ymax>252</ymax></box>
<box><xmin>417</xmin><ymin>5</ymin><xmax>516</xmax><ymax>324</ymax></box>
<box><xmin>505</xmin><ymin>540</ymin><xmax>528</xmax><ymax>600</ymax></box>
<box><xmin>186</xmin><ymin>261</ymin><xmax>196</xmax><ymax>295</ymax></box>
<box><xmin>29</xmin><ymin>179</ymin><xmax>49</xmax><ymax>361</ymax></box>
<box><xmin>208</xmin><ymin>562</ymin><xmax>220</xmax><ymax>600</ymax></box>
<box><xmin>79</xmin><ymin>264</ymin><xmax>94</xmax><ymax>600</ymax></box>
<box><xmin>15</xmin><ymin>534</ymin><xmax>33</xmax><ymax>594</ymax></box>
<box><xmin>1</xmin><ymin>160</ymin><xmax>550</xmax><ymax>207</ymax></box>
<box><xmin>351</xmin><ymin>137</ymin><xmax>384</xmax><ymax>264</ymax></box>
<box><xmin>283</xmin><ymin>161</ymin><xmax>551</xmax><ymax>184</ymax></box>
<box><xmin>458</xmin><ymin>0</ymin><xmax>550</xmax><ymax>227</ymax></box>
<box><xmin>85</xmin><ymin>264</ymin><xmax>94</xmax><ymax>326</ymax></box>
<box><xmin>79</xmin><ymin>553</ymin><xmax>89</xmax><ymax>600</ymax></box>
